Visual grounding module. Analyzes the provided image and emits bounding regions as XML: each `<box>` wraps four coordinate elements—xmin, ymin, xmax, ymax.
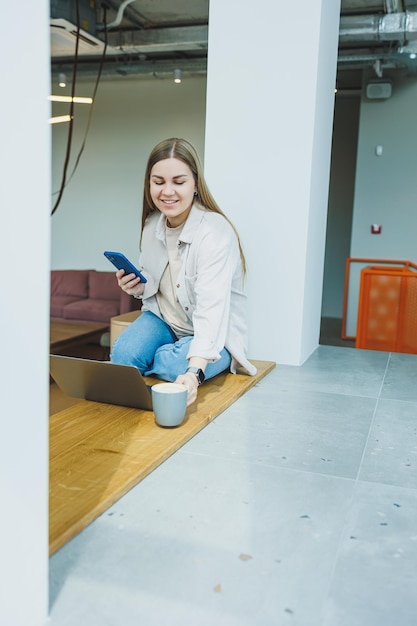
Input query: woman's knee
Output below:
<box><xmin>111</xmin><ymin>328</ymin><xmax>146</xmax><ymax>369</ymax></box>
<box><xmin>111</xmin><ymin>311</ymin><xmax>176</xmax><ymax>372</ymax></box>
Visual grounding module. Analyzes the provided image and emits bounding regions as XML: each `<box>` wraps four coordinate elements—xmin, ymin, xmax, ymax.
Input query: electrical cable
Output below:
<box><xmin>65</xmin><ymin>5</ymin><xmax>108</xmax><ymax>186</ymax></box>
<box><xmin>51</xmin><ymin>0</ymin><xmax>80</xmax><ymax>216</ymax></box>
<box><xmin>51</xmin><ymin>2</ymin><xmax>108</xmax><ymax>215</ymax></box>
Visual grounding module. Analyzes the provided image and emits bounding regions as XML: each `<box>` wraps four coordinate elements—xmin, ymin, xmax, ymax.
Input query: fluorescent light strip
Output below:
<box><xmin>49</xmin><ymin>115</ymin><xmax>72</xmax><ymax>124</ymax></box>
<box><xmin>48</xmin><ymin>95</ymin><xmax>93</xmax><ymax>104</ymax></box>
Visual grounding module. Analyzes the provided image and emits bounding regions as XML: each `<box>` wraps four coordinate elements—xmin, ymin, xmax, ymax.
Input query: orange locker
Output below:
<box><xmin>355</xmin><ymin>264</ymin><xmax>417</xmax><ymax>353</ymax></box>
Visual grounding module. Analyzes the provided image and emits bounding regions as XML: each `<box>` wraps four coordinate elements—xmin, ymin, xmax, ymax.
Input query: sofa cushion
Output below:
<box><xmin>89</xmin><ymin>271</ymin><xmax>120</xmax><ymax>301</ymax></box>
<box><xmin>51</xmin><ymin>295</ymin><xmax>85</xmax><ymax>318</ymax></box>
<box><xmin>63</xmin><ymin>298</ymin><xmax>120</xmax><ymax>324</ymax></box>
<box><xmin>51</xmin><ymin>270</ymin><xmax>90</xmax><ymax>298</ymax></box>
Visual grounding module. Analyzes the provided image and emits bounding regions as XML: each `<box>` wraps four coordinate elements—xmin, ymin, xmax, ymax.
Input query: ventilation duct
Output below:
<box><xmin>339</xmin><ymin>11</ymin><xmax>417</xmax><ymax>44</ymax></box>
<box><xmin>49</xmin><ymin>5</ymin><xmax>417</xmax><ymax>79</ymax></box>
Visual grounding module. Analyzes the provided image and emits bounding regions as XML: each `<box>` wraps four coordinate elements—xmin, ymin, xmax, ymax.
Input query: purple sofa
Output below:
<box><xmin>50</xmin><ymin>269</ymin><xmax>142</xmax><ymax>326</ymax></box>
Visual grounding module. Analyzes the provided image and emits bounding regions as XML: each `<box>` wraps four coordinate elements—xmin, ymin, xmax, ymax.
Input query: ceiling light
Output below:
<box><xmin>48</xmin><ymin>95</ymin><xmax>93</xmax><ymax>104</ymax></box>
<box><xmin>58</xmin><ymin>73</ymin><xmax>67</xmax><ymax>88</ymax></box>
<box><xmin>49</xmin><ymin>115</ymin><xmax>72</xmax><ymax>125</ymax></box>
<box><xmin>410</xmin><ymin>53</ymin><xmax>417</xmax><ymax>59</ymax></box>
<box><xmin>173</xmin><ymin>69</ymin><xmax>182</xmax><ymax>84</ymax></box>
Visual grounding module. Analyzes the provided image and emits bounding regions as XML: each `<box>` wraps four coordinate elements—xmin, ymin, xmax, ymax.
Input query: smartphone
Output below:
<box><xmin>104</xmin><ymin>251</ymin><xmax>147</xmax><ymax>283</ymax></box>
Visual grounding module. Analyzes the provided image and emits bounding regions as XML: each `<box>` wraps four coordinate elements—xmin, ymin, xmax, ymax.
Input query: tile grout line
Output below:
<box><xmin>318</xmin><ymin>353</ymin><xmax>393</xmax><ymax>624</ymax></box>
<box><xmin>353</xmin><ymin>352</ymin><xmax>391</xmax><ymax>484</ymax></box>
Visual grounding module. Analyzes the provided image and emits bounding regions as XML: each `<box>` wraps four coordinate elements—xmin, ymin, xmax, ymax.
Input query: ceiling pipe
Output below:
<box><xmin>55</xmin><ymin>11</ymin><xmax>417</xmax><ymax>61</ymax></box>
<box><xmin>87</xmin><ymin>11</ymin><xmax>417</xmax><ymax>57</ymax></box>
<box><xmin>51</xmin><ymin>58</ymin><xmax>208</xmax><ymax>81</ymax></box>
<box><xmin>104</xmin><ymin>25</ymin><xmax>208</xmax><ymax>53</ymax></box>
<box><xmin>98</xmin><ymin>0</ymin><xmax>147</xmax><ymax>29</ymax></box>
<box><xmin>50</xmin><ymin>9</ymin><xmax>417</xmax><ymax>79</ymax></box>
<box><xmin>99</xmin><ymin>11</ymin><xmax>417</xmax><ymax>53</ymax></box>
<box><xmin>97</xmin><ymin>10</ymin><xmax>417</xmax><ymax>49</ymax></box>
<box><xmin>339</xmin><ymin>11</ymin><xmax>417</xmax><ymax>43</ymax></box>
<box><xmin>98</xmin><ymin>0</ymin><xmax>136</xmax><ymax>31</ymax></box>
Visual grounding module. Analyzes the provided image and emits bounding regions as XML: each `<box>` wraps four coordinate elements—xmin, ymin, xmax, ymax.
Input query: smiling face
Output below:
<box><xmin>150</xmin><ymin>157</ymin><xmax>197</xmax><ymax>227</ymax></box>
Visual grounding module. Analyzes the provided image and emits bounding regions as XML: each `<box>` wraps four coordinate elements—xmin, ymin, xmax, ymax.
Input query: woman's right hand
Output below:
<box><xmin>116</xmin><ymin>269</ymin><xmax>145</xmax><ymax>298</ymax></box>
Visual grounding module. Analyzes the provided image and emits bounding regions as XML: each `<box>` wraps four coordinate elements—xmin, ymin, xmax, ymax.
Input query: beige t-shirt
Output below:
<box><xmin>156</xmin><ymin>222</ymin><xmax>194</xmax><ymax>338</ymax></box>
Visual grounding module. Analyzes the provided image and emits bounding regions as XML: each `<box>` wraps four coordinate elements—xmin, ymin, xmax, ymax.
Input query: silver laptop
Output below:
<box><xmin>50</xmin><ymin>354</ymin><xmax>153</xmax><ymax>410</ymax></box>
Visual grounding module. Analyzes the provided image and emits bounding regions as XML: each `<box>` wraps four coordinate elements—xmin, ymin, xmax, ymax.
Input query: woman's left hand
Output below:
<box><xmin>175</xmin><ymin>372</ymin><xmax>199</xmax><ymax>406</ymax></box>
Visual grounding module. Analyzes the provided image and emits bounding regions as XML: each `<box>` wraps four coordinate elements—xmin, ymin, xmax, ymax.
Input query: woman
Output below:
<box><xmin>111</xmin><ymin>137</ymin><xmax>256</xmax><ymax>405</ymax></box>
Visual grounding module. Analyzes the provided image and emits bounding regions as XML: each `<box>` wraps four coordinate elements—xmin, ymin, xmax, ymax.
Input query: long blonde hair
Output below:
<box><xmin>141</xmin><ymin>137</ymin><xmax>246</xmax><ymax>274</ymax></box>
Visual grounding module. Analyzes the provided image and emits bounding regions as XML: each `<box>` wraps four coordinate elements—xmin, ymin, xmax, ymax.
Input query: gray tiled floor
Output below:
<box><xmin>49</xmin><ymin>346</ymin><xmax>417</xmax><ymax>626</ymax></box>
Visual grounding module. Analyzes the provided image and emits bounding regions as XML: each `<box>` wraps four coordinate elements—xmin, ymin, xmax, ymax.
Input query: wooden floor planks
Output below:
<box><xmin>49</xmin><ymin>360</ymin><xmax>275</xmax><ymax>555</ymax></box>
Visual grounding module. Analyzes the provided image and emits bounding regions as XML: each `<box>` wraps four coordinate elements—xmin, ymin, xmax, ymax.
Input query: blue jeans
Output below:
<box><xmin>110</xmin><ymin>311</ymin><xmax>231</xmax><ymax>382</ymax></box>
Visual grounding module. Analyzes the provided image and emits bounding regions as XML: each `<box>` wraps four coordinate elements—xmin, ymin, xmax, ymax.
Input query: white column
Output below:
<box><xmin>205</xmin><ymin>0</ymin><xmax>341</xmax><ymax>365</ymax></box>
<box><xmin>0</xmin><ymin>2</ymin><xmax>50</xmax><ymax>625</ymax></box>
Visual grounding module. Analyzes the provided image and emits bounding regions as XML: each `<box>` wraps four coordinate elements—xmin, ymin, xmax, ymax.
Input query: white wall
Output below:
<box><xmin>204</xmin><ymin>0</ymin><xmax>341</xmax><ymax>364</ymax></box>
<box><xmin>346</xmin><ymin>70</ymin><xmax>417</xmax><ymax>335</ymax></box>
<box><xmin>1</xmin><ymin>2</ymin><xmax>50</xmax><ymax>625</ymax></box>
<box><xmin>51</xmin><ymin>77</ymin><xmax>207</xmax><ymax>269</ymax></box>
<box><xmin>352</xmin><ymin>71</ymin><xmax>417</xmax><ymax>259</ymax></box>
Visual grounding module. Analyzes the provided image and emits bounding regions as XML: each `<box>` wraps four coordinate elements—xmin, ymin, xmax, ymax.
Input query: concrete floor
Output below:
<box><xmin>49</xmin><ymin>345</ymin><xmax>417</xmax><ymax>626</ymax></box>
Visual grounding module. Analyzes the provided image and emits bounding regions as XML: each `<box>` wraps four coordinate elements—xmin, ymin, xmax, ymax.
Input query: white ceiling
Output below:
<box><xmin>50</xmin><ymin>0</ymin><xmax>417</xmax><ymax>88</ymax></box>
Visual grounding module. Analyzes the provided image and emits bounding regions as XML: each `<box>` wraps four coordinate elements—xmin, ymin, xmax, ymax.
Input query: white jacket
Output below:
<box><xmin>139</xmin><ymin>204</ymin><xmax>256</xmax><ymax>376</ymax></box>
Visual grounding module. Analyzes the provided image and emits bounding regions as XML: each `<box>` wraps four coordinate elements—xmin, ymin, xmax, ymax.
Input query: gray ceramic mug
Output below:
<box><xmin>151</xmin><ymin>382</ymin><xmax>188</xmax><ymax>427</ymax></box>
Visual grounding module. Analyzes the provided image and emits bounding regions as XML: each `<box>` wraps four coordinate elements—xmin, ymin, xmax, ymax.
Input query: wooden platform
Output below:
<box><xmin>49</xmin><ymin>360</ymin><xmax>275</xmax><ymax>555</ymax></box>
